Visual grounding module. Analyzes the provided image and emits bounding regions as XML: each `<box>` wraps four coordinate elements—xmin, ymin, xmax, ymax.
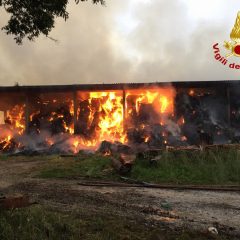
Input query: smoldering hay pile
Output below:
<box><xmin>0</xmin><ymin>84</ymin><xmax>238</xmax><ymax>155</ymax></box>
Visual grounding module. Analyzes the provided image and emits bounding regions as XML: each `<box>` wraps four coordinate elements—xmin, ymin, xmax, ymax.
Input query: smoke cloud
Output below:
<box><xmin>0</xmin><ymin>0</ymin><xmax>239</xmax><ymax>86</ymax></box>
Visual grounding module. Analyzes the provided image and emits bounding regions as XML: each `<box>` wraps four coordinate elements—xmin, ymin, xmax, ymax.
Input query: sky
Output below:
<box><xmin>0</xmin><ymin>0</ymin><xmax>240</xmax><ymax>86</ymax></box>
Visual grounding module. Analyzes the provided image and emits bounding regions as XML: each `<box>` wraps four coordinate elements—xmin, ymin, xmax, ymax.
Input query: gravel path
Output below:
<box><xmin>0</xmin><ymin>158</ymin><xmax>239</xmax><ymax>236</ymax></box>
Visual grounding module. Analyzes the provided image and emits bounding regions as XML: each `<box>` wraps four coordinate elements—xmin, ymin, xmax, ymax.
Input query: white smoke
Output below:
<box><xmin>0</xmin><ymin>1</ymin><xmax>240</xmax><ymax>85</ymax></box>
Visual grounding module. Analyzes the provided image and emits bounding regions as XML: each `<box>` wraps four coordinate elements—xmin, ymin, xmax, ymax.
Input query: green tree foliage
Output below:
<box><xmin>0</xmin><ymin>0</ymin><xmax>105</xmax><ymax>44</ymax></box>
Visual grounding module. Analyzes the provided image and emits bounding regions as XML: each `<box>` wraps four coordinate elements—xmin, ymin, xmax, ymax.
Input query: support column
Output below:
<box><xmin>25</xmin><ymin>94</ymin><xmax>30</xmax><ymax>134</ymax></box>
<box><xmin>122</xmin><ymin>89</ymin><xmax>126</xmax><ymax>130</ymax></box>
<box><xmin>3</xmin><ymin>110</ymin><xmax>7</xmax><ymax>121</ymax></box>
<box><xmin>226</xmin><ymin>85</ymin><xmax>231</xmax><ymax>127</ymax></box>
<box><xmin>73</xmin><ymin>91</ymin><xmax>78</xmax><ymax>134</ymax></box>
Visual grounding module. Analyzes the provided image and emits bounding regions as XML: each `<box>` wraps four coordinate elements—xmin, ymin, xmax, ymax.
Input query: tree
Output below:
<box><xmin>0</xmin><ymin>0</ymin><xmax>105</xmax><ymax>44</ymax></box>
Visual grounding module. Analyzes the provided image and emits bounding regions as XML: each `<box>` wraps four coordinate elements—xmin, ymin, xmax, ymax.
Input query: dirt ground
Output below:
<box><xmin>0</xmin><ymin>157</ymin><xmax>240</xmax><ymax>237</ymax></box>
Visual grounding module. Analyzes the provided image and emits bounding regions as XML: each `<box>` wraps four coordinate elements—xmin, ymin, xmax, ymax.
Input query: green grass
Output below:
<box><xmin>131</xmin><ymin>149</ymin><xmax>240</xmax><ymax>185</ymax></box>
<box><xmin>38</xmin><ymin>153</ymin><xmax>117</xmax><ymax>180</ymax></box>
<box><xmin>37</xmin><ymin>148</ymin><xmax>240</xmax><ymax>185</ymax></box>
<box><xmin>0</xmin><ymin>154</ymin><xmax>10</xmax><ymax>161</ymax></box>
<box><xmin>0</xmin><ymin>205</ymin><xmax>233</xmax><ymax>240</ymax></box>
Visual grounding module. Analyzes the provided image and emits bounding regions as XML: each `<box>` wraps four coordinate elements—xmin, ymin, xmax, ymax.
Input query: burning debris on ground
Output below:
<box><xmin>0</xmin><ymin>81</ymin><xmax>239</xmax><ymax>155</ymax></box>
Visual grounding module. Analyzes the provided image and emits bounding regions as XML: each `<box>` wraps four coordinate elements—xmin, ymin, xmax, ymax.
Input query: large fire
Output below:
<box><xmin>5</xmin><ymin>104</ymin><xmax>25</xmax><ymax>134</ymax></box>
<box><xmin>0</xmin><ymin>85</ymin><xmax>228</xmax><ymax>153</ymax></box>
<box><xmin>77</xmin><ymin>91</ymin><xmax>126</xmax><ymax>146</ymax></box>
<box><xmin>125</xmin><ymin>88</ymin><xmax>175</xmax><ymax>146</ymax></box>
<box><xmin>126</xmin><ymin>88</ymin><xmax>174</xmax><ymax>118</ymax></box>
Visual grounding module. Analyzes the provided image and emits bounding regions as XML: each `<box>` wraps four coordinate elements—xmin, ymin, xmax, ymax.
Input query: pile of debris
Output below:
<box><xmin>98</xmin><ymin>141</ymin><xmax>135</xmax><ymax>175</ymax></box>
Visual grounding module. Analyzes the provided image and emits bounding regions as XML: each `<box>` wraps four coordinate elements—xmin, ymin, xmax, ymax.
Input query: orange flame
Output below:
<box><xmin>87</xmin><ymin>91</ymin><xmax>127</xmax><ymax>145</ymax></box>
<box><xmin>6</xmin><ymin>105</ymin><xmax>25</xmax><ymax>134</ymax></box>
<box><xmin>0</xmin><ymin>86</ymin><xmax>179</xmax><ymax>152</ymax></box>
<box><xmin>126</xmin><ymin>88</ymin><xmax>175</xmax><ymax>118</ymax></box>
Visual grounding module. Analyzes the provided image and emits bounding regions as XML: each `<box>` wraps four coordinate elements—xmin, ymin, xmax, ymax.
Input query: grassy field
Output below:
<box><xmin>37</xmin><ymin>148</ymin><xmax>240</xmax><ymax>185</ymax></box>
<box><xmin>0</xmin><ymin>205</ymin><xmax>232</xmax><ymax>240</ymax></box>
<box><xmin>0</xmin><ymin>149</ymin><xmax>239</xmax><ymax>239</ymax></box>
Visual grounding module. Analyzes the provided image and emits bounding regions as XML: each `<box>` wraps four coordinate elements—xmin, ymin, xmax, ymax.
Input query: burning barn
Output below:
<box><xmin>0</xmin><ymin>81</ymin><xmax>239</xmax><ymax>154</ymax></box>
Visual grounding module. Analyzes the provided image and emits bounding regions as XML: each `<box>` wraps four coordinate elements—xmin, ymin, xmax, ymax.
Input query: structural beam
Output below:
<box><xmin>122</xmin><ymin>89</ymin><xmax>126</xmax><ymax>130</ymax></box>
<box><xmin>24</xmin><ymin>94</ymin><xmax>30</xmax><ymax>134</ymax></box>
<box><xmin>73</xmin><ymin>90</ymin><xmax>78</xmax><ymax>134</ymax></box>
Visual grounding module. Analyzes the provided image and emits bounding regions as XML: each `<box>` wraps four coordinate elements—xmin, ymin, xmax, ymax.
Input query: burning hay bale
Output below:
<box><xmin>29</xmin><ymin>100</ymin><xmax>74</xmax><ymax>135</ymax></box>
<box><xmin>0</xmin><ymin>137</ymin><xmax>20</xmax><ymax>153</ymax></box>
<box><xmin>0</xmin><ymin>83</ymin><xmax>239</xmax><ymax>154</ymax></box>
